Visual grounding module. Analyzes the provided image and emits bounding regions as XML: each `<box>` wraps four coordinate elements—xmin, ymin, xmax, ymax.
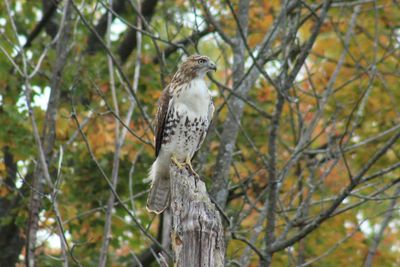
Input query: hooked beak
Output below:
<box><xmin>208</xmin><ymin>61</ymin><xmax>217</xmax><ymax>72</ymax></box>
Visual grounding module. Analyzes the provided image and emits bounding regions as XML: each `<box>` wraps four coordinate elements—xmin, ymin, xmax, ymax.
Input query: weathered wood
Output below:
<box><xmin>169</xmin><ymin>164</ymin><xmax>225</xmax><ymax>267</ymax></box>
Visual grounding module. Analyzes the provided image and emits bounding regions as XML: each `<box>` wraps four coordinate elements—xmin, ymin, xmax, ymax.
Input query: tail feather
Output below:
<box><xmin>146</xmin><ymin>158</ymin><xmax>170</xmax><ymax>214</ymax></box>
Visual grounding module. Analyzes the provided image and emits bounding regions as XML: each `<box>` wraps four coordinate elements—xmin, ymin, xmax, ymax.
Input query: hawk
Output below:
<box><xmin>146</xmin><ymin>55</ymin><xmax>216</xmax><ymax>214</ymax></box>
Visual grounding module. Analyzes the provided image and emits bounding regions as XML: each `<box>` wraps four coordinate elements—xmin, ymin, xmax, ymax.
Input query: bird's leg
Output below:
<box><xmin>185</xmin><ymin>155</ymin><xmax>198</xmax><ymax>176</ymax></box>
<box><xmin>171</xmin><ymin>154</ymin><xmax>184</xmax><ymax>169</ymax></box>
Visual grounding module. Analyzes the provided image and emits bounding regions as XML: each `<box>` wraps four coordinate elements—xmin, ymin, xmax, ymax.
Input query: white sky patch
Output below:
<box><xmin>171</xmin><ymin>5</ymin><xmax>210</xmax><ymax>33</ymax></box>
<box><xmin>360</xmin><ymin>220</ymin><xmax>373</xmax><ymax>235</ymax></box>
<box><xmin>357</xmin><ymin>212</ymin><xmax>373</xmax><ymax>236</ymax></box>
<box><xmin>124</xmin><ymin>215</ymin><xmax>132</xmax><ymax>224</ymax></box>
<box><xmin>11</xmin><ymin>47</ymin><xmax>19</xmax><ymax>57</ymax></box>
<box><xmin>16</xmin><ymin>86</ymin><xmax>51</xmax><ymax>113</ymax></box>
<box><xmin>180</xmin><ymin>11</ymin><xmax>196</xmax><ymax>28</ymax></box>
<box><xmin>15</xmin><ymin>176</ymin><xmax>23</xmax><ymax>189</ymax></box>
<box><xmin>265</xmin><ymin>60</ymin><xmax>282</xmax><ymax>77</ymax></box>
<box><xmin>26</xmin><ymin>50</ymin><xmax>33</xmax><ymax>60</ymax></box>
<box><xmin>36</xmin><ymin>217</ymin><xmax>71</xmax><ymax>249</ymax></box>
<box><xmin>16</xmin><ymin>160</ymin><xmax>29</xmax><ymax>189</ymax></box>
<box><xmin>296</xmin><ymin>60</ymin><xmax>308</xmax><ymax>83</ymax></box>
<box><xmin>33</xmin><ymin>86</ymin><xmax>51</xmax><ymax>110</ymax></box>
<box><xmin>351</xmin><ymin>135</ymin><xmax>360</xmax><ymax>143</ymax></box>
<box><xmin>18</xmin><ymin>35</ymin><xmax>26</xmax><ymax>47</ymax></box>
<box><xmin>244</xmin><ymin>56</ymin><xmax>254</xmax><ymax>69</ymax></box>
<box><xmin>15</xmin><ymin>2</ymin><xmax>22</xmax><ymax>12</ymax></box>
<box><xmin>17</xmin><ymin>160</ymin><xmax>29</xmax><ymax>176</ymax></box>
<box><xmin>37</xmin><ymin>231</ymin><xmax>62</xmax><ymax>250</ymax></box>
<box><xmin>16</xmin><ymin>88</ymin><xmax>28</xmax><ymax>113</ymax></box>
<box><xmin>110</xmin><ymin>18</ymin><xmax>127</xmax><ymax>41</ymax></box>
<box><xmin>35</xmin><ymin>9</ymin><xmax>43</xmax><ymax>21</ymax></box>
<box><xmin>0</xmin><ymin>18</ymin><xmax>6</xmax><ymax>26</ymax></box>
<box><xmin>37</xmin><ymin>229</ymin><xmax>51</xmax><ymax>245</ymax></box>
<box><xmin>9</xmin><ymin>35</ymin><xmax>27</xmax><ymax>57</ymax></box>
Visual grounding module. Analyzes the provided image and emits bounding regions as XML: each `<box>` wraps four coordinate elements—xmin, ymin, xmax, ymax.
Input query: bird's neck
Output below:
<box><xmin>175</xmin><ymin>79</ymin><xmax>210</xmax><ymax>115</ymax></box>
<box><xmin>172</xmin><ymin>70</ymin><xmax>195</xmax><ymax>85</ymax></box>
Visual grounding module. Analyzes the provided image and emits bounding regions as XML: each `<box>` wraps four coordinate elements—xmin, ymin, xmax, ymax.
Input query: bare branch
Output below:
<box><xmin>363</xmin><ymin>185</ymin><xmax>400</xmax><ymax>267</ymax></box>
<box><xmin>271</xmin><ymin>129</ymin><xmax>400</xmax><ymax>252</ymax></box>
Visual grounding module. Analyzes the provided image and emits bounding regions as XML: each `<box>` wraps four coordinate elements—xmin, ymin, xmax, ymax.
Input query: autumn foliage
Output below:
<box><xmin>0</xmin><ymin>0</ymin><xmax>400</xmax><ymax>266</ymax></box>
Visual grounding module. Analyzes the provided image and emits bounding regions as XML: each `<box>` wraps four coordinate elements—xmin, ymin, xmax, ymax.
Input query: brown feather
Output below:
<box><xmin>155</xmin><ymin>85</ymin><xmax>171</xmax><ymax>157</ymax></box>
<box><xmin>170</xmin><ymin>55</ymin><xmax>211</xmax><ymax>87</ymax></box>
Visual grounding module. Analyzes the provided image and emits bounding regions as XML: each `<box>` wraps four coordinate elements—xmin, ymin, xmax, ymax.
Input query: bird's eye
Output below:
<box><xmin>198</xmin><ymin>59</ymin><xmax>206</xmax><ymax>64</ymax></box>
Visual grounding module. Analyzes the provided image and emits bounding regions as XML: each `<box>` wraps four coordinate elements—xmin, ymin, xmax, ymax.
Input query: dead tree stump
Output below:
<box><xmin>169</xmin><ymin>163</ymin><xmax>225</xmax><ymax>267</ymax></box>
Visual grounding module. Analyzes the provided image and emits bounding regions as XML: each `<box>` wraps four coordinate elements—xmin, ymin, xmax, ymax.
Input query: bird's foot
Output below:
<box><xmin>171</xmin><ymin>155</ymin><xmax>185</xmax><ymax>169</ymax></box>
<box><xmin>185</xmin><ymin>156</ymin><xmax>198</xmax><ymax>176</ymax></box>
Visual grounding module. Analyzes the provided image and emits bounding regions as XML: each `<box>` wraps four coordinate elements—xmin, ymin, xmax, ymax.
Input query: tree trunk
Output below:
<box><xmin>169</xmin><ymin>164</ymin><xmax>225</xmax><ymax>267</ymax></box>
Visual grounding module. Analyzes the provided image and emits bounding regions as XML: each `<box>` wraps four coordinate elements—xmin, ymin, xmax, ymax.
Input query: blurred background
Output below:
<box><xmin>0</xmin><ymin>0</ymin><xmax>399</xmax><ymax>266</ymax></box>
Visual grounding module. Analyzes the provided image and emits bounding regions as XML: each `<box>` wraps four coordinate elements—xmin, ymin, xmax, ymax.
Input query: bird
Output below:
<box><xmin>146</xmin><ymin>55</ymin><xmax>216</xmax><ymax>214</ymax></box>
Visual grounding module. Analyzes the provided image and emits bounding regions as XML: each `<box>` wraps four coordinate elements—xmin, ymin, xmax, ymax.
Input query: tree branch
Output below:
<box><xmin>86</xmin><ymin>0</ymin><xmax>126</xmax><ymax>53</ymax></box>
<box><xmin>363</xmin><ymin>185</ymin><xmax>400</xmax><ymax>267</ymax></box>
<box><xmin>152</xmin><ymin>27</ymin><xmax>214</xmax><ymax>64</ymax></box>
<box><xmin>270</xmin><ymin>129</ymin><xmax>400</xmax><ymax>252</ymax></box>
<box><xmin>25</xmin><ymin>1</ymin><xmax>73</xmax><ymax>265</ymax></box>
<box><xmin>23</xmin><ymin>0</ymin><xmax>61</xmax><ymax>48</ymax></box>
<box><xmin>118</xmin><ymin>0</ymin><xmax>158</xmax><ymax>62</ymax></box>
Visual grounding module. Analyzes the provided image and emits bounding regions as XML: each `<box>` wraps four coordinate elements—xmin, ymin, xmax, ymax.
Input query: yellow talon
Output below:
<box><xmin>185</xmin><ymin>155</ymin><xmax>197</xmax><ymax>175</ymax></box>
<box><xmin>171</xmin><ymin>154</ymin><xmax>184</xmax><ymax>169</ymax></box>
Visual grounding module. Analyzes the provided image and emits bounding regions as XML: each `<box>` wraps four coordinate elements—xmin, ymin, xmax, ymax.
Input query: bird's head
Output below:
<box><xmin>177</xmin><ymin>55</ymin><xmax>217</xmax><ymax>79</ymax></box>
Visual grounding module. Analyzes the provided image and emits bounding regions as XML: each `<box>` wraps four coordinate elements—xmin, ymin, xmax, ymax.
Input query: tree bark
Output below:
<box><xmin>169</xmin><ymin>164</ymin><xmax>225</xmax><ymax>267</ymax></box>
<box><xmin>210</xmin><ymin>0</ymin><xmax>249</xmax><ymax>210</ymax></box>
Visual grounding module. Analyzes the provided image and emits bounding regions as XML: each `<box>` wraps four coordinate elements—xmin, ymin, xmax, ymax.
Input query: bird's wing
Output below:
<box><xmin>155</xmin><ymin>86</ymin><xmax>172</xmax><ymax>157</ymax></box>
<box><xmin>207</xmin><ymin>98</ymin><xmax>215</xmax><ymax>126</ymax></box>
